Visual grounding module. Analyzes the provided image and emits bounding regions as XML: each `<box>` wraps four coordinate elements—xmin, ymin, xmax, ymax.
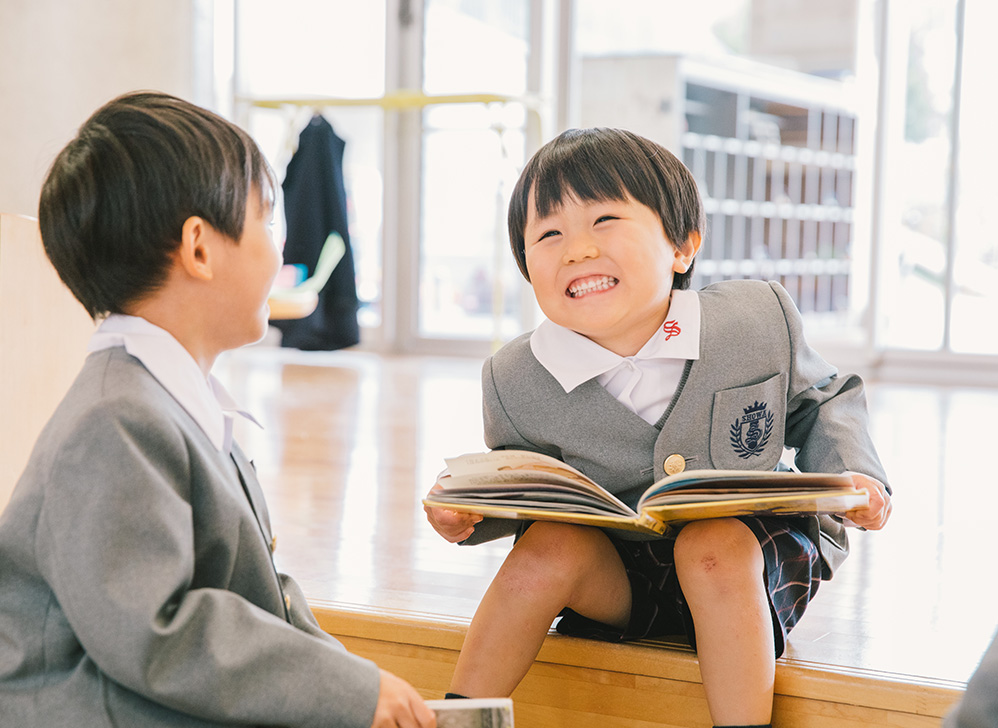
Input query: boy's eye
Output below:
<box><xmin>537</xmin><ymin>229</ymin><xmax>560</xmax><ymax>241</ymax></box>
<box><xmin>595</xmin><ymin>215</ymin><xmax>618</xmax><ymax>224</ymax></box>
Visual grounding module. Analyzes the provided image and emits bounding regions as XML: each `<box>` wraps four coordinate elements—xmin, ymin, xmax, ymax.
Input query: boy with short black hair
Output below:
<box><xmin>0</xmin><ymin>91</ymin><xmax>434</xmax><ymax>728</ymax></box>
<box><xmin>426</xmin><ymin>127</ymin><xmax>891</xmax><ymax>727</ymax></box>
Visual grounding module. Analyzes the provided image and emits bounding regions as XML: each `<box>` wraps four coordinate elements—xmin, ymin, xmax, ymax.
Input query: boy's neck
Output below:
<box><xmin>582</xmin><ymin>300</ymin><xmax>672</xmax><ymax>358</ymax></box>
<box><xmin>125</xmin><ymin>299</ymin><xmax>218</xmax><ymax>377</ymax></box>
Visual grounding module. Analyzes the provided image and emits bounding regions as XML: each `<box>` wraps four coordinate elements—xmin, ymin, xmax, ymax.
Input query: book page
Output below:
<box><xmin>421</xmin><ymin>498</ymin><xmax>666</xmax><ymax>535</ymax></box>
<box><xmin>438</xmin><ymin>450</ymin><xmax>634</xmax><ymax>516</ymax></box>
<box><xmin>425</xmin><ymin>698</ymin><xmax>514</xmax><ymax>727</ymax></box>
<box><xmin>445</xmin><ymin>450</ymin><xmax>593</xmax><ymax>482</ymax></box>
<box><xmin>637</xmin><ymin>469</ymin><xmax>856</xmax><ymax>509</ymax></box>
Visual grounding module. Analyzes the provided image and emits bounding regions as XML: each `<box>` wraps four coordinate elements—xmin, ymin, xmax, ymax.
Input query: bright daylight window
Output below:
<box><xmin>418</xmin><ymin>0</ymin><xmax>531</xmax><ymax>342</ymax></box>
<box><xmin>235</xmin><ymin>0</ymin><xmax>387</xmax><ymax>329</ymax></box>
<box><xmin>228</xmin><ymin>0</ymin><xmax>995</xmax><ymax>363</ymax></box>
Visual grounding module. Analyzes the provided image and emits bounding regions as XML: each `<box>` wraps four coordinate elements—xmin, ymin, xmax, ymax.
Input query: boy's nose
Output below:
<box><xmin>562</xmin><ymin>234</ymin><xmax>600</xmax><ymax>264</ymax></box>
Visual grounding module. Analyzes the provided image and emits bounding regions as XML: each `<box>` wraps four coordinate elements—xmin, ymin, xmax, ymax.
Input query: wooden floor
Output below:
<box><xmin>215</xmin><ymin>345</ymin><xmax>997</xmax><ymax>725</ymax></box>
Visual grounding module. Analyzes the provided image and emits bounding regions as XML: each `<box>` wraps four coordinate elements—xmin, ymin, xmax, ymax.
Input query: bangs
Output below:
<box><xmin>526</xmin><ymin>129</ymin><xmax>666</xmax><ymax>222</ymax></box>
<box><xmin>508</xmin><ymin>127</ymin><xmax>703</xmax><ymax>288</ymax></box>
<box><xmin>530</xmin><ymin>146</ymin><xmax>632</xmax><ymax>220</ymax></box>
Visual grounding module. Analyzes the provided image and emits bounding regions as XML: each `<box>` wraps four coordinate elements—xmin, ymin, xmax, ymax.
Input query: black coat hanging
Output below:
<box><xmin>271</xmin><ymin>114</ymin><xmax>360</xmax><ymax>350</ymax></box>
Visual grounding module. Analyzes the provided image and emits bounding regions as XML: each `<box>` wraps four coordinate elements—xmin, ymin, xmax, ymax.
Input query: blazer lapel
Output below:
<box><xmin>229</xmin><ymin>444</ymin><xmax>274</xmax><ymax>548</ymax></box>
<box><xmin>229</xmin><ymin>445</ymin><xmax>291</xmax><ymax>621</ymax></box>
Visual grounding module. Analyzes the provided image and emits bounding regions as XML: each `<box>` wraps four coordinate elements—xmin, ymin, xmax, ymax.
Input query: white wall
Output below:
<box><xmin>0</xmin><ymin>0</ymin><xmax>211</xmax><ymax>217</ymax></box>
<box><xmin>0</xmin><ymin>0</ymin><xmax>213</xmax><ymax>504</ymax></box>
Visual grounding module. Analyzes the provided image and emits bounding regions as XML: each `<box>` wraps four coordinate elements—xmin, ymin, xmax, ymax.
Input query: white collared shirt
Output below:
<box><xmin>530</xmin><ymin>289</ymin><xmax>701</xmax><ymax>425</ymax></box>
<box><xmin>87</xmin><ymin>315</ymin><xmax>260</xmax><ymax>453</ymax></box>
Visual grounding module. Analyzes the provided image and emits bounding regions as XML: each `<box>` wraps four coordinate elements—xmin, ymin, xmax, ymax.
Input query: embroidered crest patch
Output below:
<box><xmin>729</xmin><ymin>401</ymin><xmax>773</xmax><ymax>458</ymax></box>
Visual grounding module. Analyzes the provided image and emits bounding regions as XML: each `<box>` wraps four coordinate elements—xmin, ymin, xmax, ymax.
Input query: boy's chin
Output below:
<box><xmin>241</xmin><ymin>311</ymin><xmax>272</xmax><ymax>347</ymax></box>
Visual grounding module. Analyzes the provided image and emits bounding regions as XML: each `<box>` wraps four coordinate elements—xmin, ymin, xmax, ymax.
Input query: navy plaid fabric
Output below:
<box><xmin>555</xmin><ymin>517</ymin><xmax>821</xmax><ymax>658</ymax></box>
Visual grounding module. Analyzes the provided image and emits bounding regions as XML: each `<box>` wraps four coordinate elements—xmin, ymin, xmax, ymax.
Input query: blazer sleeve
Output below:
<box><xmin>943</xmin><ymin>629</ymin><xmax>998</xmax><ymax>728</ymax></box>
<box><xmin>456</xmin><ymin>354</ymin><xmax>536</xmax><ymax>545</ymax></box>
<box><xmin>33</xmin><ymin>399</ymin><xmax>381</xmax><ymax>728</ymax></box>
<box><xmin>772</xmin><ymin>281</ymin><xmax>890</xmax><ymax>490</ymax></box>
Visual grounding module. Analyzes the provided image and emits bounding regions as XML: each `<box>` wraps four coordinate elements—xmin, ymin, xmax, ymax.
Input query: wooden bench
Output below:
<box><xmin>310</xmin><ymin>598</ymin><xmax>962</xmax><ymax>727</ymax></box>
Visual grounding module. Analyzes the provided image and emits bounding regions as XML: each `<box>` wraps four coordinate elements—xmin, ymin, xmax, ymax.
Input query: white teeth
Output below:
<box><xmin>568</xmin><ymin>276</ymin><xmax>617</xmax><ymax>297</ymax></box>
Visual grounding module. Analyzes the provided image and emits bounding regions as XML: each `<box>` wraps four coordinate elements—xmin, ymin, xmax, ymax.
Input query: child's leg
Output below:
<box><xmin>674</xmin><ymin>518</ymin><xmax>774</xmax><ymax>726</ymax></box>
<box><xmin>450</xmin><ymin>521</ymin><xmax>631</xmax><ymax>697</ymax></box>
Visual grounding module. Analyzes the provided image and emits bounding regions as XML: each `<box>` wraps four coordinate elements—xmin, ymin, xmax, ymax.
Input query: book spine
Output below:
<box><xmin>637</xmin><ymin>513</ymin><xmax>668</xmax><ymax>535</ymax></box>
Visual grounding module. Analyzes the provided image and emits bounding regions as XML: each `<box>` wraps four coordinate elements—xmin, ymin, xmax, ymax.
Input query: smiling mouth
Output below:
<box><xmin>567</xmin><ymin>275</ymin><xmax>619</xmax><ymax>298</ymax></box>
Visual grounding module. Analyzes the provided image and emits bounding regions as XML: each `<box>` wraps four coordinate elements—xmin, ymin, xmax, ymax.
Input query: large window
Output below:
<box><xmin>875</xmin><ymin>0</ymin><xmax>998</xmax><ymax>361</ymax></box>
<box><xmin>877</xmin><ymin>0</ymin><xmax>958</xmax><ymax>352</ymax></box>
<box><xmin>947</xmin><ymin>1</ymin><xmax>998</xmax><ymax>355</ymax></box>
<box><xmin>235</xmin><ymin>0</ymin><xmax>388</xmax><ymax>330</ymax></box>
<box><xmin>228</xmin><ymin>0</ymin><xmax>998</xmax><ymax>377</ymax></box>
<box><xmin>233</xmin><ymin>0</ymin><xmax>541</xmax><ymax>353</ymax></box>
<box><xmin>419</xmin><ymin>0</ymin><xmax>533</xmax><ymax>343</ymax></box>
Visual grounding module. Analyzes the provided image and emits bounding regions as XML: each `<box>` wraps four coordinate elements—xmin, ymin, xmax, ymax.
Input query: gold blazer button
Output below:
<box><xmin>270</xmin><ymin>536</ymin><xmax>277</xmax><ymax>554</ymax></box>
<box><xmin>284</xmin><ymin>594</ymin><xmax>292</xmax><ymax>611</ymax></box>
<box><xmin>664</xmin><ymin>454</ymin><xmax>686</xmax><ymax>475</ymax></box>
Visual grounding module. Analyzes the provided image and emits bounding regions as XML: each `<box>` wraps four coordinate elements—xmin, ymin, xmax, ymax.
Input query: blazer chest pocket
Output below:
<box><xmin>709</xmin><ymin>373</ymin><xmax>787</xmax><ymax>471</ymax></box>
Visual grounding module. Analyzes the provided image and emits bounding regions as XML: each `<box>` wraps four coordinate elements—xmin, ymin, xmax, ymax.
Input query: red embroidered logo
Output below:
<box><xmin>662</xmin><ymin>320</ymin><xmax>681</xmax><ymax>340</ymax></box>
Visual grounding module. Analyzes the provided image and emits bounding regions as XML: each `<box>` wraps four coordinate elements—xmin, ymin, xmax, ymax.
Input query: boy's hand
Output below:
<box><xmin>424</xmin><ymin>484</ymin><xmax>483</xmax><ymax>543</ymax></box>
<box><xmin>841</xmin><ymin>471</ymin><xmax>892</xmax><ymax>530</ymax></box>
<box><xmin>371</xmin><ymin>669</ymin><xmax>436</xmax><ymax>728</ymax></box>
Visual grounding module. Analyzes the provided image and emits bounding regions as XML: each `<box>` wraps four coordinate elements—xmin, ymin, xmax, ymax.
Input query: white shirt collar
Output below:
<box><xmin>530</xmin><ymin>289</ymin><xmax>701</xmax><ymax>393</ymax></box>
<box><xmin>87</xmin><ymin>314</ymin><xmax>261</xmax><ymax>452</ymax></box>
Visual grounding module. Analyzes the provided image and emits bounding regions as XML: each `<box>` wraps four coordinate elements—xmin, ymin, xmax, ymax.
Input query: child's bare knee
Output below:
<box><xmin>674</xmin><ymin>519</ymin><xmax>762</xmax><ymax>586</ymax></box>
<box><xmin>505</xmin><ymin>522</ymin><xmax>606</xmax><ymax>585</ymax></box>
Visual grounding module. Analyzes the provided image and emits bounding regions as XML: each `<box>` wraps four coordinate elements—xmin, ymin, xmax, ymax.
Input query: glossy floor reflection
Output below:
<box><xmin>216</xmin><ymin>346</ymin><xmax>997</xmax><ymax>687</ymax></box>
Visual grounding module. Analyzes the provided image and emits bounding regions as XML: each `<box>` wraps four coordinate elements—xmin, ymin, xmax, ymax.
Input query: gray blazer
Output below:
<box><xmin>470</xmin><ymin>280</ymin><xmax>889</xmax><ymax>577</ymax></box>
<box><xmin>944</xmin><ymin>628</ymin><xmax>998</xmax><ymax>727</ymax></box>
<box><xmin>0</xmin><ymin>347</ymin><xmax>380</xmax><ymax>727</ymax></box>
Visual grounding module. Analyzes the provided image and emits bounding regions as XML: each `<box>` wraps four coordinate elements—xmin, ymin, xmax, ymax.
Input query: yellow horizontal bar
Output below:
<box><xmin>238</xmin><ymin>89</ymin><xmax>541</xmax><ymax>110</ymax></box>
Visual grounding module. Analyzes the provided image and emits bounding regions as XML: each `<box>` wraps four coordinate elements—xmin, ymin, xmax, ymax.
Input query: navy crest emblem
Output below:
<box><xmin>729</xmin><ymin>401</ymin><xmax>774</xmax><ymax>459</ymax></box>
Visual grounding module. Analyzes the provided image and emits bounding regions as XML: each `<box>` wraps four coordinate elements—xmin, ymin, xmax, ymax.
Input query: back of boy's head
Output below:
<box><xmin>507</xmin><ymin>127</ymin><xmax>705</xmax><ymax>290</ymax></box>
<box><xmin>39</xmin><ymin>90</ymin><xmax>276</xmax><ymax>319</ymax></box>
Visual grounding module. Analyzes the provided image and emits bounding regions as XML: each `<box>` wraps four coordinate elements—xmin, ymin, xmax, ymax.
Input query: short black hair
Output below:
<box><xmin>507</xmin><ymin>127</ymin><xmax>705</xmax><ymax>290</ymax></box>
<box><xmin>38</xmin><ymin>91</ymin><xmax>277</xmax><ymax>319</ymax></box>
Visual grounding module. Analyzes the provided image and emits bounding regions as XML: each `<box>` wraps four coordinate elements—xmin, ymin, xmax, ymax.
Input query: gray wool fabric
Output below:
<box><xmin>468</xmin><ymin>279</ymin><xmax>889</xmax><ymax>579</ymax></box>
<box><xmin>0</xmin><ymin>347</ymin><xmax>380</xmax><ymax>727</ymax></box>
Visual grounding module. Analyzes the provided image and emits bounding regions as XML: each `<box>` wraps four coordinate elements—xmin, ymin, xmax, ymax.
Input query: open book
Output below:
<box><xmin>424</xmin><ymin>450</ymin><xmax>868</xmax><ymax>536</ymax></box>
<box><xmin>425</xmin><ymin>698</ymin><xmax>514</xmax><ymax>727</ymax></box>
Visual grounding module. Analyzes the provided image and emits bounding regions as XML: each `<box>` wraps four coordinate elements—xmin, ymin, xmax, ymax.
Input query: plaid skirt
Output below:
<box><xmin>554</xmin><ymin>516</ymin><xmax>822</xmax><ymax>658</ymax></box>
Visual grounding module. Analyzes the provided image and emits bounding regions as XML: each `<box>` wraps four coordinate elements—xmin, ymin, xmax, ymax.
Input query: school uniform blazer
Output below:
<box><xmin>0</xmin><ymin>347</ymin><xmax>380</xmax><ymax>727</ymax></box>
<box><xmin>467</xmin><ymin>279</ymin><xmax>889</xmax><ymax>578</ymax></box>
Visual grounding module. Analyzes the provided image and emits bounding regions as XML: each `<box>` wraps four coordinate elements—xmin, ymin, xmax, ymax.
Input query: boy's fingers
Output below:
<box><xmin>845</xmin><ymin>496</ymin><xmax>891</xmax><ymax>530</ymax></box>
<box><xmin>412</xmin><ymin>695</ymin><xmax>437</xmax><ymax>728</ymax></box>
<box><xmin>428</xmin><ymin>507</ymin><xmax>482</xmax><ymax>527</ymax></box>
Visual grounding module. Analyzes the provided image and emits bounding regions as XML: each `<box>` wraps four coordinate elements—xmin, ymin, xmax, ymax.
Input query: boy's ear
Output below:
<box><xmin>673</xmin><ymin>232</ymin><xmax>702</xmax><ymax>274</ymax></box>
<box><xmin>177</xmin><ymin>216</ymin><xmax>215</xmax><ymax>282</ymax></box>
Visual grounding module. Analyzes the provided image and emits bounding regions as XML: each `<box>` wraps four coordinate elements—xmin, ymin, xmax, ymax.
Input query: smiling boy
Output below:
<box><xmin>524</xmin><ymin>191</ymin><xmax>699</xmax><ymax>357</ymax></box>
<box><xmin>426</xmin><ymin>127</ymin><xmax>891</xmax><ymax>727</ymax></box>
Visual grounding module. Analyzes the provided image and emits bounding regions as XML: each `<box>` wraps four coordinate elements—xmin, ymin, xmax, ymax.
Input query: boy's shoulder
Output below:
<box><xmin>67</xmin><ymin>346</ymin><xmax>177</xmax><ymax>409</ymax></box>
<box><xmin>36</xmin><ymin>347</ymin><xmax>192</xmax><ymax>459</ymax></box>
<box><xmin>489</xmin><ymin>330</ymin><xmax>533</xmax><ymax>361</ymax></box>
<box><xmin>487</xmin><ymin>331</ymin><xmax>545</xmax><ymax>375</ymax></box>
<box><xmin>484</xmin><ymin>331</ymin><xmax>556</xmax><ymax>393</ymax></box>
<box><xmin>698</xmin><ymin>278</ymin><xmax>781</xmax><ymax>304</ymax></box>
<box><xmin>697</xmin><ymin>279</ymin><xmax>798</xmax><ymax>327</ymax></box>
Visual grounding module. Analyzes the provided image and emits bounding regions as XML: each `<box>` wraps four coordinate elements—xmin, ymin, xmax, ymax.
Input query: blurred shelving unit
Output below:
<box><xmin>580</xmin><ymin>54</ymin><xmax>860</xmax><ymax>318</ymax></box>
